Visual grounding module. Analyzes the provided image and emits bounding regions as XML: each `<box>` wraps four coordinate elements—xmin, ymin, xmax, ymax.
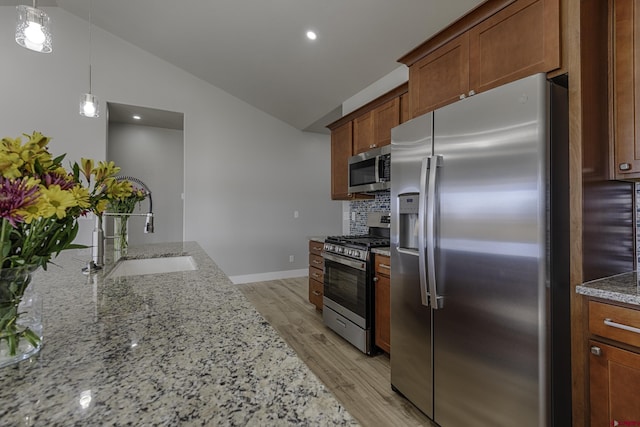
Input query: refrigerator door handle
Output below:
<box><xmin>427</xmin><ymin>155</ymin><xmax>443</xmax><ymax>309</ymax></box>
<box><xmin>418</xmin><ymin>157</ymin><xmax>430</xmax><ymax>307</ymax></box>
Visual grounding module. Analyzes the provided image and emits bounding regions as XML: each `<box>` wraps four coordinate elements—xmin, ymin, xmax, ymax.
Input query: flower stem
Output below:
<box><xmin>0</xmin><ymin>219</ymin><xmax>9</xmax><ymax>269</ymax></box>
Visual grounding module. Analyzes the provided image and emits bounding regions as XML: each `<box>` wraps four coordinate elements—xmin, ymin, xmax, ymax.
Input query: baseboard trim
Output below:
<box><xmin>229</xmin><ymin>269</ymin><xmax>307</xmax><ymax>285</ymax></box>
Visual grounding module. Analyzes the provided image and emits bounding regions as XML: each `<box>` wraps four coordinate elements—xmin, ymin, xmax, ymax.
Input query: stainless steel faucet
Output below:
<box><xmin>88</xmin><ymin>177</ymin><xmax>154</xmax><ymax>268</ymax></box>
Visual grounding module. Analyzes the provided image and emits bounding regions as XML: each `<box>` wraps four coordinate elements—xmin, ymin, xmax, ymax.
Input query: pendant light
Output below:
<box><xmin>80</xmin><ymin>0</ymin><xmax>99</xmax><ymax>118</ymax></box>
<box><xmin>15</xmin><ymin>1</ymin><xmax>52</xmax><ymax>53</ymax></box>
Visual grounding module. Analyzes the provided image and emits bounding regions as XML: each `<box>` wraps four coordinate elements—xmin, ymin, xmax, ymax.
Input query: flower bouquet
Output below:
<box><xmin>0</xmin><ymin>131</ymin><xmax>135</xmax><ymax>366</ymax></box>
<box><xmin>108</xmin><ymin>185</ymin><xmax>148</xmax><ymax>254</ymax></box>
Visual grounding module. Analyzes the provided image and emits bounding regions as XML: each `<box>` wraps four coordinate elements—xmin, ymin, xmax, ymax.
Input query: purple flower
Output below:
<box><xmin>0</xmin><ymin>177</ymin><xmax>39</xmax><ymax>227</ymax></box>
<box><xmin>39</xmin><ymin>172</ymin><xmax>75</xmax><ymax>190</ymax></box>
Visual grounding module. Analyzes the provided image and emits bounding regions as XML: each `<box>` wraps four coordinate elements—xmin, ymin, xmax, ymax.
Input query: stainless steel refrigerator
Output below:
<box><xmin>390</xmin><ymin>73</ymin><xmax>571</xmax><ymax>427</ymax></box>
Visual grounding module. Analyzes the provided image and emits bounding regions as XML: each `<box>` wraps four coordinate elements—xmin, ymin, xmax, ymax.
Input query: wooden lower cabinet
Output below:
<box><xmin>308</xmin><ymin>240</ymin><xmax>324</xmax><ymax>310</ymax></box>
<box><xmin>374</xmin><ymin>254</ymin><xmax>391</xmax><ymax>354</ymax></box>
<box><xmin>588</xmin><ymin>300</ymin><xmax>640</xmax><ymax>426</ymax></box>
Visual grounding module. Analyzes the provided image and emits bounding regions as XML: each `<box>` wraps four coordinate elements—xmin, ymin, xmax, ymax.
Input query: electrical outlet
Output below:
<box><xmin>351</xmin><ymin>212</ymin><xmax>356</xmax><ymax>221</ymax></box>
<box><xmin>294</xmin><ymin>210</ymin><xmax>299</xmax><ymax>218</ymax></box>
<box><xmin>289</xmin><ymin>255</ymin><xmax>294</xmax><ymax>263</ymax></box>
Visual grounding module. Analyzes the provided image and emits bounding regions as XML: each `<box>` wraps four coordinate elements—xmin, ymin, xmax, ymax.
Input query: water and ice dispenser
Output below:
<box><xmin>398</xmin><ymin>193</ymin><xmax>420</xmax><ymax>251</ymax></box>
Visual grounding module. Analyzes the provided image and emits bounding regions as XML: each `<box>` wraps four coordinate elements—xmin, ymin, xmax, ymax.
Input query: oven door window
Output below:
<box><xmin>323</xmin><ymin>258</ymin><xmax>367</xmax><ymax>319</ymax></box>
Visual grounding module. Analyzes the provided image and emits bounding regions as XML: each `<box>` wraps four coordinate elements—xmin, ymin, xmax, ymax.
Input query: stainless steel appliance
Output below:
<box><xmin>390</xmin><ymin>74</ymin><xmax>571</xmax><ymax>426</ymax></box>
<box><xmin>348</xmin><ymin>145</ymin><xmax>391</xmax><ymax>193</ymax></box>
<box><xmin>323</xmin><ymin>212</ymin><xmax>390</xmax><ymax>355</ymax></box>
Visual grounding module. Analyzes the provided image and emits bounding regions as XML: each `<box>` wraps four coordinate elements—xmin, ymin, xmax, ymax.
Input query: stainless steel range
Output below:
<box><xmin>322</xmin><ymin>212</ymin><xmax>390</xmax><ymax>355</ymax></box>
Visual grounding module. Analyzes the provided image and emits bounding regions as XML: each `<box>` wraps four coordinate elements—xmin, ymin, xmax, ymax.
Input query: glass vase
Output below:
<box><xmin>0</xmin><ymin>265</ymin><xmax>42</xmax><ymax>368</ymax></box>
<box><xmin>113</xmin><ymin>216</ymin><xmax>129</xmax><ymax>258</ymax></box>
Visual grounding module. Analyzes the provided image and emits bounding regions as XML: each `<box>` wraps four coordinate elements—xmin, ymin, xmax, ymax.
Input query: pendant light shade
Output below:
<box><xmin>79</xmin><ymin>0</ymin><xmax>99</xmax><ymax>119</ymax></box>
<box><xmin>15</xmin><ymin>4</ymin><xmax>52</xmax><ymax>53</ymax></box>
<box><xmin>80</xmin><ymin>93</ymin><xmax>99</xmax><ymax>118</ymax></box>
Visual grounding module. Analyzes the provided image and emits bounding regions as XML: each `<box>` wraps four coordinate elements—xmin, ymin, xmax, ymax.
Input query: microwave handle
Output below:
<box><xmin>374</xmin><ymin>155</ymin><xmax>381</xmax><ymax>183</ymax></box>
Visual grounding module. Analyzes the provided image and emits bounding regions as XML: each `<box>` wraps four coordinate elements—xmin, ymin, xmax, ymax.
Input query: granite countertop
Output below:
<box><xmin>308</xmin><ymin>236</ymin><xmax>326</xmax><ymax>243</ymax></box>
<box><xmin>576</xmin><ymin>271</ymin><xmax>640</xmax><ymax>307</ymax></box>
<box><xmin>0</xmin><ymin>241</ymin><xmax>356</xmax><ymax>426</ymax></box>
<box><xmin>371</xmin><ymin>247</ymin><xmax>391</xmax><ymax>257</ymax></box>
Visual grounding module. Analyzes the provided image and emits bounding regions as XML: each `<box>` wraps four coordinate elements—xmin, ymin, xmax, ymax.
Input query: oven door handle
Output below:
<box><xmin>322</xmin><ymin>252</ymin><xmax>367</xmax><ymax>271</ymax></box>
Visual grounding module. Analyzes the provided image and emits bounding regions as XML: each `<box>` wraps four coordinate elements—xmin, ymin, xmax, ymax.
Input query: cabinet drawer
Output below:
<box><xmin>309</xmin><ymin>278</ymin><xmax>324</xmax><ymax>309</ymax></box>
<box><xmin>309</xmin><ymin>266</ymin><xmax>324</xmax><ymax>283</ymax></box>
<box><xmin>374</xmin><ymin>255</ymin><xmax>391</xmax><ymax>276</ymax></box>
<box><xmin>309</xmin><ymin>253</ymin><xmax>324</xmax><ymax>269</ymax></box>
<box><xmin>309</xmin><ymin>240</ymin><xmax>324</xmax><ymax>256</ymax></box>
<box><xmin>589</xmin><ymin>301</ymin><xmax>640</xmax><ymax>348</ymax></box>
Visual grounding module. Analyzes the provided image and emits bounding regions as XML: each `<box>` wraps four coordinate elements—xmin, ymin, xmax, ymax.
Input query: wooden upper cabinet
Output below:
<box><xmin>373</xmin><ymin>98</ymin><xmax>400</xmax><ymax>148</ymax></box>
<box><xmin>400</xmin><ymin>93</ymin><xmax>411</xmax><ymax>123</ymax></box>
<box><xmin>353</xmin><ymin>112</ymin><xmax>374</xmax><ymax>155</ymax></box>
<box><xmin>331</xmin><ymin>121</ymin><xmax>353</xmax><ymax>200</ymax></box>
<box><xmin>409</xmin><ymin>33</ymin><xmax>470</xmax><ymax>118</ymax></box>
<box><xmin>403</xmin><ymin>0</ymin><xmax>560</xmax><ymax>117</ymax></box>
<box><xmin>611</xmin><ymin>0</ymin><xmax>640</xmax><ymax>179</ymax></box>
<box><xmin>468</xmin><ymin>0</ymin><xmax>560</xmax><ymax>94</ymax></box>
<box><xmin>353</xmin><ymin>98</ymin><xmax>400</xmax><ymax>154</ymax></box>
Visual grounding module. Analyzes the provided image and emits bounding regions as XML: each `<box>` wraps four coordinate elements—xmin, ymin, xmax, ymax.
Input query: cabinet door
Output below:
<box><xmin>375</xmin><ymin>273</ymin><xmax>391</xmax><ymax>354</ymax></box>
<box><xmin>409</xmin><ymin>33</ymin><xmax>470</xmax><ymax>117</ymax></box>
<box><xmin>589</xmin><ymin>340</ymin><xmax>640</xmax><ymax>426</ymax></box>
<box><xmin>331</xmin><ymin>121</ymin><xmax>353</xmax><ymax>200</ymax></box>
<box><xmin>353</xmin><ymin>112</ymin><xmax>374</xmax><ymax>155</ymax></box>
<box><xmin>374</xmin><ymin>255</ymin><xmax>391</xmax><ymax>354</ymax></box>
<box><xmin>611</xmin><ymin>0</ymin><xmax>640</xmax><ymax>178</ymax></box>
<box><xmin>308</xmin><ymin>275</ymin><xmax>324</xmax><ymax>310</ymax></box>
<box><xmin>468</xmin><ymin>0</ymin><xmax>560</xmax><ymax>94</ymax></box>
<box><xmin>373</xmin><ymin>98</ymin><xmax>400</xmax><ymax>148</ymax></box>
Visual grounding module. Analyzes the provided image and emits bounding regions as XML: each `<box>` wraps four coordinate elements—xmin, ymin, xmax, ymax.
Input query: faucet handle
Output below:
<box><xmin>145</xmin><ymin>212</ymin><xmax>154</xmax><ymax>233</ymax></box>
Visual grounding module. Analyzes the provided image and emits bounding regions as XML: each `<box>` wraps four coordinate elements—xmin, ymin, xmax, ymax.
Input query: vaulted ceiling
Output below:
<box><xmin>9</xmin><ymin>0</ymin><xmax>485</xmax><ymax>132</ymax></box>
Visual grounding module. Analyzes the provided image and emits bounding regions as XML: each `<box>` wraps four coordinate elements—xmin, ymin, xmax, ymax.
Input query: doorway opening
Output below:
<box><xmin>106</xmin><ymin>102</ymin><xmax>185</xmax><ymax>246</ymax></box>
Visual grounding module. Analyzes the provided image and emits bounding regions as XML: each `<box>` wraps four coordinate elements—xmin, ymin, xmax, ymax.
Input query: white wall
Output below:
<box><xmin>107</xmin><ymin>123</ymin><xmax>184</xmax><ymax>245</ymax></box>
<box><xmin>0</xmin><ymin>7</ymin><xmax>343</xmax><ymax>280</ymax></box>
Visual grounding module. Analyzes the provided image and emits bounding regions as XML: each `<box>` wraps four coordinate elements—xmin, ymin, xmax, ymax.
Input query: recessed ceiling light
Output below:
<box><xmin>132</xmin><ymin>115</ymin><xmax>141</xmax><ymax>120</ymax></box>
<box><xmin>306</xmin><ymin>30</ymin><xmax>317</xmax><ymax>41</ymax></box>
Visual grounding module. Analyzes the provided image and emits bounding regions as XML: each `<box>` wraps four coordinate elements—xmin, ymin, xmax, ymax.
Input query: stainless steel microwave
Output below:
<box><xmin>348</xmin><ymin>145</ymin><xmax>391</xmax><ymax>193</ymax></box>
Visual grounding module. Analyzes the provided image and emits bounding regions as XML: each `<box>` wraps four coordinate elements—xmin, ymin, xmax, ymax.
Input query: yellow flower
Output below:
<box><xmin>94</xmin><ymin>199</ymin><xmax>108</xmax><ymax>214</ymax></box>
<box><xmin>80</xmin><ymin>158</ymin><xmax>94</xmax><ymax>182</ymax></box>
<box><xmin>108</xmin><ymin>180</ymin><xmax>133</xmax><ymax>200</ymax></box>
<box><xmin>0</xmin><ymin>150</ymin><xmax>23</xmax><ymax>178</ymax></box>
<box><xmin>38</xmin><ymin>185</ymin><xmax>77</xmax><ymax>219</ymax></box>
<box><xmin>15</xmin><ymin>202</ymin><xmax>43</xmax><ymax>224</ymax></box>
<box><xmin>93</xmin><ymin>161</ymin><xmax>120</xmax><ymax>183</ymax></box>
<box><xmin>70</xmin><ymin>185</ymin><xmax>91</xmax><ymax>209</ymax></box>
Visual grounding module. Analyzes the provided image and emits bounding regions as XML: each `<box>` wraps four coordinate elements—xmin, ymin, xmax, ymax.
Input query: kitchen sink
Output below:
<box><xmin>106</xmin><ymin>255</ymin><xmax>197</xmax><ymax>278</ymax></box>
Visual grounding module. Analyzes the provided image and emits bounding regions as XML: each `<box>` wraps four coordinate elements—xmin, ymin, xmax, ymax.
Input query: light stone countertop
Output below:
<box><xmin>371</xmin><ymin>247</ymin><xmax>391</xmax><ymax>257</ymax></box>
<box><xmin>0</xmin><ymin>241</ymin><xmax>356</xmax><ymax>426</ymax></box>
<box><xmin>576</xmin><ymin>271</ymin><xmax>640</xmax><ymax>307</ymax></box>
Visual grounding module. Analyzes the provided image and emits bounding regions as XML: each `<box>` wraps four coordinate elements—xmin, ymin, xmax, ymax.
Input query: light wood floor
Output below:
<box><xmin>237</xmin><ymin>277</ymin><xmax>435</xmax><ymax>427</ymax></box>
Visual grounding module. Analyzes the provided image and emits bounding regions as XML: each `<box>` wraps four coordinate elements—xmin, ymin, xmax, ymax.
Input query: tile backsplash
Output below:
<box><xmin>349</xmin><ymin>191</ymin><xmax>390</xmax><ymax>234</ymax></box>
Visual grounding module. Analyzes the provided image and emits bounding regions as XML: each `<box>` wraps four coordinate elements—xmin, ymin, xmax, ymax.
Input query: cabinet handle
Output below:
<box><xmin>590</xmin><ymin>346</ymin><xmax>602</xmax><ymax>357</ymax></box>
<box><xmin>619</xmin><ymin>163</ymin><xmax>632</xmax><ymax>171</ymax></box>
<box><xmin>459</xmin><ymin>94</ymin><xmax>466</xmax><ymax>100</ymax></box>
<box><xmin>312</xmin><ymin>291</ymin><xmax>322</xmax><ymax>296</ymax></box>
<box><xmin>373</xmin><ymin>277</ymin><xmax>378</xmax><ymax>282</ymax></box>
<box><xmin>469</xmin><ymin>90</ymin><xmax>476</xmax><ymax>96</ymax></box>
<box><xmin>312</xmin><ymin>260</ymin><xmax>322</xmax><ymax>265</ymax></box>
<box><xmin>604</xmin><ymin>318</ymin><xmax>640</xmax><ymax>335</ymax></box>
<box><xmin>312</xmin><ymin>273</ymin><xmax>320</xmax><ymax>278</ymax></box>
<box><xmin>378</xmin><ymin>263</ymin><xmax>390</xmax><ymax>270</ymax></box>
